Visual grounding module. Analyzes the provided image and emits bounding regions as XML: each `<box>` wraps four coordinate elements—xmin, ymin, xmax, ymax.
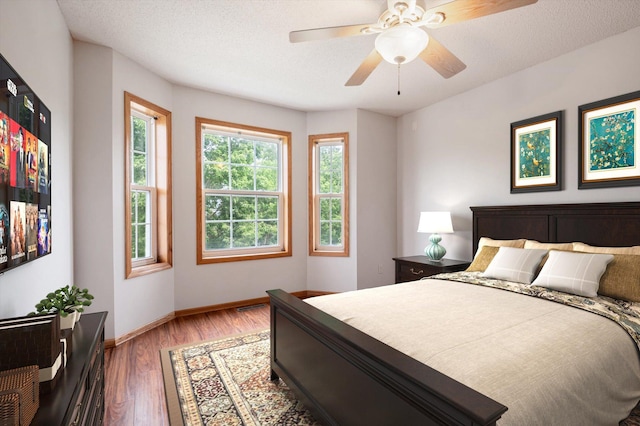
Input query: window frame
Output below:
<box><xmin>308</xmin><ymin>132</ymin><xmax>349</xmax><ymax>257</ymax></box>
<box><xmin>124</xmin><ymin>92</ymin><xmax>172</xmax><ymax>278</ymax></box>
<box><xmin>196</xmin><ymin>117</ymin><xmax>292</xmax><ymax>264</ymax></box>
<box><xmin>130</xmin><ymin>110</ymin><xmax>157</xmax><ymax>266</ymax></box>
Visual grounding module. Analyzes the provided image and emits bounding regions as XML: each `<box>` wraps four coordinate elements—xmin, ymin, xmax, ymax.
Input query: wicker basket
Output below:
<box><xmin>0</xmin><ymin>366</ymin><xmax>39</xmax><ymax>426</ymax></box>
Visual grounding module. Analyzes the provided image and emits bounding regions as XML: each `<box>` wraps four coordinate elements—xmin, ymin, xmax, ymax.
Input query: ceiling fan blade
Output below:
<box><xmin>345</xmin><ymin>49</ymin><xmax>383</xmax><ymax>86</ymax></box>
<box><xmin>290</xmin><ymin>23</ymin><xmax>375</xmax><ymax>43</ymax></box>
<box><xmin>424</xmin><ymin>0</ymin><xmax>537</xmax><ymax>27</ymax></box>
<box><xmin>419</xmin><ymin>36</ymin><xmax>466</xmax><ymax>79</ymax></box>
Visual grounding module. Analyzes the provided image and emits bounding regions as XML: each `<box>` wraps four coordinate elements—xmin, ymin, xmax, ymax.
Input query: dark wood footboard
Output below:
<box><xmin>267</xmin><ymin>289</ymin><xmax>507</xmax><ymax>426</ymax></box>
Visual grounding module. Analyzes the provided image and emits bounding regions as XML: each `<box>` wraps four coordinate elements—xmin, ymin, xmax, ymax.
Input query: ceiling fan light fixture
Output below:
<box><xmin>375</xmin><ymin>24</ymin><xmax>429</xmax><ymax>65</ymax></box>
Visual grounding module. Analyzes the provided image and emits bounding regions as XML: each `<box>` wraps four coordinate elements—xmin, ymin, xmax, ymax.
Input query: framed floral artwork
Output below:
<box><xmin>510</xmin><ymin>111</ymin><xmax>562</xmax><ymax>193</ymax></box>
<box><xmin>578</xmin><ymin>90</ymin><xmax>640</xmax><ymax>189</ymax></box>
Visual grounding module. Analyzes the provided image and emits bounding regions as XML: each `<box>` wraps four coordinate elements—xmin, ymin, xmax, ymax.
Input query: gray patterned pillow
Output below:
<box><xmin>482</xmin><ymin>247</ymin><xmax>548</xmax><ymax>284</ymax></box>
<box><xmin>531</xmin><ymin>251</ymin><xmax>614</xmax><ymax>297</ymax></box>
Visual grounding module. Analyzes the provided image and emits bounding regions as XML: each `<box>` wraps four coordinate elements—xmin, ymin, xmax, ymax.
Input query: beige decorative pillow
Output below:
<box><xmin>573</xmin><ymin>242</ymin><xmax>640</xmax><ymax>255</ymax></box>
<box><xmin>592</xmin><ymin>254</ymin><xmax>640</xmax><ymax>302</ymax></box>
<box><xmin>475</xmin><ymin>237</ymin><xmax>526</xmax><ymax>258</ymax></box>
<box><xmin>525</xmin><ymin>240</ymin><xmax>574</xmax><ymax>251</ymax></box>
<box><xmin>482</xmin><ymin>247</ymin><xmax>548</xmax><ymax>284</ymax></box>
<box><xmin>466</xmin><ymin>246</ymin><xmax>500</xmax><ymax>272</ymax></box>
<box><xmin>532</xmin><ymin>251</ymin><xmax>614</xmax><ymax>297</ymax></box>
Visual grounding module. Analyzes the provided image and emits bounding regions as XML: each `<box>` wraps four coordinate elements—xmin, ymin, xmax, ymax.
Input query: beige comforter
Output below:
<box><xmin>305</xmin><ymin>278</ymin><xmax>640</xmax><ymax>425</ymax></box>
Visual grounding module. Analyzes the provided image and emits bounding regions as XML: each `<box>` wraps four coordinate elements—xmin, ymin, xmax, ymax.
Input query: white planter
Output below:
<box><xmin>70</xmin><ymin>306</ymin><xmax>83</xmax><ymax>324</ymax></box>
<box><xmin>59</xmin><ymin>311</ymin><xmax>77</xmax><ymax>330</ymax></box>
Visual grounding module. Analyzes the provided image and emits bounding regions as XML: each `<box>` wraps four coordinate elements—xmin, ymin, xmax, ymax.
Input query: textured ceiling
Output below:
<box><xmin>56</xmin><ymin>0</ymin><xmax>640</xmax><ymax>117</ymax></box>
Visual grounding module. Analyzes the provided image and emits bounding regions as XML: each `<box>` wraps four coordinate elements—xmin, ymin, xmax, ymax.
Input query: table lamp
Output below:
<box><xmin>417</xmin><ymin>211</ymin><xmax>453</xmax><ymax>261</ymax></box>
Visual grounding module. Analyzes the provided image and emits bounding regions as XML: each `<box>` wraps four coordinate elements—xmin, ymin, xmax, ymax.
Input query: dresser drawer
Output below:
<box><xmin>32</xmin><ymin>312</ymin><xmax>107</xmax><ymax>426</ymax></box>
<box><xmin>68</xmin><ymin>381</ymin><xmax>87</xmax><ymax>426</ymax></box>
<box><xmin>393</xmin><ymin>256</ymin><xmax>470</xmax><ymax>283</ymax></box>
<box><xmin>398</xmin><ymin>262</ymin><xmax>430</xmax><ymax>281</ymax></box>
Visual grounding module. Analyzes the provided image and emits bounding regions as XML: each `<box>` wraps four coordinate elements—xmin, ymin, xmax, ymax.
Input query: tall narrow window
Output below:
<box><xmin>309</xmin><ymin>133</ymin><xmax>349</xmax><ymax>256</ymax></box>
<box><xmin>131</xmin><ymin>110</ymin><xmax>155</xmax><ymax>261</ymax></box>
<box><xmin>125</xmin><ymin>92</ymin><xmax>172</xmax><ymax>278</ymax></box>
<box><xmin>196</xmin><ymin>118</ymin><xmax>291</xmax><ymax>263</ymax></box>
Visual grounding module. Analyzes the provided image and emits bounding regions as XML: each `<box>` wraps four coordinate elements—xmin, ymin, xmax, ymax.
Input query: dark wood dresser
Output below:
<box><xmin>393</xmin><ymin>256</ymin><xmax>470</xmax><ymax>283</ymax></box>
<box><xmin>32</xmin><ymin>311</ymin><xmax>107</xmax><ymax>425</ymax></box>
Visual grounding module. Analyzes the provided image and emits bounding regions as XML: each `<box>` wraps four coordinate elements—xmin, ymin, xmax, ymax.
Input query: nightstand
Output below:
<box><xmin>392</xmin><ymin>256</ymin><xmax>470</xmax><ymax>283</ymax></box>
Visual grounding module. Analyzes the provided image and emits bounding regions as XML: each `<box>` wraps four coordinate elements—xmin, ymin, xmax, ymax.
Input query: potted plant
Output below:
<box><xmin>29</xmin><ymin>285</ymin><xmax>94</xmax><ymax>330</ymax></box>
<box><xmin>65</xmin><ymin>285</ymin><xmax>94</xmax><ymax>322</ymax></box>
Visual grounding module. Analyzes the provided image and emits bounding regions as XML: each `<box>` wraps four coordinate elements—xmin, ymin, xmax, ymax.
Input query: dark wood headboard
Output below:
<box><xmin>471</xmin><ymin>202</ymin><xmax>640</xmax><ymax>254</ymax></box>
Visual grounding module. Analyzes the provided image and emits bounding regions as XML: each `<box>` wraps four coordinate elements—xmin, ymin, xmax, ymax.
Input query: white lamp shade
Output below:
<box><xmin>417</xmin><ymin>211</ymin><xmax>453</xmax><ymax>234</ymax></box>
<box><xmin>375</xmin><ymin>25</ymin><xmax>429</xmax><ymax>65</ymax></box>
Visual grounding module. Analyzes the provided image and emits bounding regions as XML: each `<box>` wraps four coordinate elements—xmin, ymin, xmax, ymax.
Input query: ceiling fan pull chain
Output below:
<box><xmin>397</xmin><ymin>63</ymin><xmax>401</xmax><ymax>96</ymax></box>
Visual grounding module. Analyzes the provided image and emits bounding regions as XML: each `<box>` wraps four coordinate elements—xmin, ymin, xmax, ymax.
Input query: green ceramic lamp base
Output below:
<box><xmin>424</xmin><ymin>233</ymin><xmax>446</xmax><ymax>261</ymax></box>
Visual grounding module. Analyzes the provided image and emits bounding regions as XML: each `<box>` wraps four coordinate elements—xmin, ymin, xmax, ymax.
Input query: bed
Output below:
<box><xmin>267</xmin><ymin>202</ymin><xmax>640</xmax><ymax>425</ymax></box>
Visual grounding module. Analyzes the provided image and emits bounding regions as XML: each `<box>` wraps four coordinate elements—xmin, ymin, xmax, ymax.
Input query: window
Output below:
<box><xmin>125</xmin><ymin>92</ymin><xmax>172</xmax><ymax>278</ymax></box>
<box><xmin>196</xmin><ymin>118</ymin><xmax>291</xmax><ymax>263</ymax></box>
<box><xmin>309</xmin><ymin>133</ymin><xmax>349</xmax><ymax>256</ymax></box>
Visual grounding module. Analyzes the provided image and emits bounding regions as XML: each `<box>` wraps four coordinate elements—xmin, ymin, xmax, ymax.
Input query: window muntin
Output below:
<box><xmin>309</xmin><ymin>133</ymin><xmax>349</xmax><ymax>256</ymax></box>
<box><xmin>197</xmin><ymin>118</ymin><xmax>291</xmax><ymax>263</ymax></box>
<box><xmin>124</xmin><ymin>92</ymin><xmax>172</xmax><ymax>278</ymax></box>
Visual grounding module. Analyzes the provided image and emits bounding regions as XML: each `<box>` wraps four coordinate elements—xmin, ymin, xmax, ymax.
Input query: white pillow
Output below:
<box><xmin>573</xmin><ymin>242</ymin><xmax>640</xmax><ymax>255</ymax></box>
<box><xmin>475</xmin><ymin>237</ymin><xmax>526</xmax><ymax>258</ymax></box>
<box><xmin>524</xmin><ymin>240</ymin><xmax>574</xmax><ymax>251</ymax></box>
<box><xmin>531</xmin><ymin>251</ymin><xmax>614</xmax><ymax>297</ymax></box>
<box><xmin>482</xmin><ymin>247</ymin><xmax>548</xmax><ymax>284</ymax></box>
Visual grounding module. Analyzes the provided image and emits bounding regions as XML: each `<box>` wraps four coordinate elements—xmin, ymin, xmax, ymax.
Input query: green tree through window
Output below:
<box><xmin>309</xmin><ymin>133</ymin><xmax>349</xmax><ymax>257</ymax></box>
<box><xmin>197</xmin><ymin>118</ymin><xmax>291</xmax><ymax>263</ymax></box>
<box><xmin>125</xmin><ymin>92</ymin><xmax>172</xmax><ymax>278</ymax></box>
<box><xmin>130</xmin><ymin>111</ymin><xmax>154</xmax><ymax>262</ymax></box>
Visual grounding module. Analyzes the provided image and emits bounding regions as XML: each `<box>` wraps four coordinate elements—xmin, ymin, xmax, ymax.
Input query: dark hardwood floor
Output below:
<box><xmin>103</xmin><ymin>304</ymin><xmax>270</xmax><ymax>425</ymax></box>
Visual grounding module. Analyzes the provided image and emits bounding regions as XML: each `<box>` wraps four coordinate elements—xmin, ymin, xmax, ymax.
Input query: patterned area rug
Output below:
<box><xmin>161</xmin><ymin>329</ymin><xmax>640</xmax><ymax>425</ymax></box>
<box><xmin>160</xmin><ymin>330</ymin><xmax>320</xmax><ymax>425</ymax></box>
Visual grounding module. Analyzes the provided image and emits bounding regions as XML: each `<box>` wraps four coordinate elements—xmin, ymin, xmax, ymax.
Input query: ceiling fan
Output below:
<box><xmin>290</xmin><ymin>0</ymin><xmax>538</xmax><ymax>87</ymax></box>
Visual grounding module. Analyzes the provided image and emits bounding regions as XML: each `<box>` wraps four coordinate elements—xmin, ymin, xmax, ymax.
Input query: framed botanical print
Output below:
<box><xmin>578</xmin><ymin>90</ymin><xmax>640</xmax><ymax>189</ymax></box>
<box><xmin>510</xmin><ymin>111</ymin><xmax>562</xmax><ymax>193</ymax></box>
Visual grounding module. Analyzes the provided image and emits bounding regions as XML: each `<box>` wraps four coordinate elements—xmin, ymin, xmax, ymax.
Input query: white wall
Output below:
<box><xmin>71</xmin><ymin>44</ymin><xmax>396</xmax><ymax>337</ymax></box>
<box><xmin>306</xmin><ymin>110</ymin><xmax>397</xmax><ymax>292</ymax></box>
<box><xmin>73</xmin><ymin>43</ymin><xmax>177</xmax><ymax>340</ymax></box>
<box><xmin>356</xmin><ymin>110</ymin><xmax>396</xmax><ymax>289</ymax></box>
<box><xmin>0</xmin><ymin>0</ymin><xmax>74</xmax><ymax>317</ymax></box>
<box><xmin>171</xmin><ymin>86</ymin><xmax>308</xmax><ymax>310</ymax></box>
<box><xmin>397</xmin><ymin>26</ymin><xmax>640</xmax><ymax>262</ymax></box>
<box><xmin>111</xmin><ymin>50</ymin><xmax>175</xmax><ymax>338</ymax></box>
<box><xmin>306</xmin><ymin>110</ymin><xmax>359</xmax><ymax>293</ymax></box>
<box><xmin>7</xmin><ymin>0</ymin><xmax>636</xmax><ymax>342</ymax></box>
<box><xmin>72</xmin><ymin>43</ymin><xmax>116</xmax><ymax>338</ymax></box>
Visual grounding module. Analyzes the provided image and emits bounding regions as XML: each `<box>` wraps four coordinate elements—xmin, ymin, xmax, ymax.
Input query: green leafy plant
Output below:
<box><xmin>29</xmin><ymin>285</ymin><xmax>94</xmax><ymax>317</ymax></box>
